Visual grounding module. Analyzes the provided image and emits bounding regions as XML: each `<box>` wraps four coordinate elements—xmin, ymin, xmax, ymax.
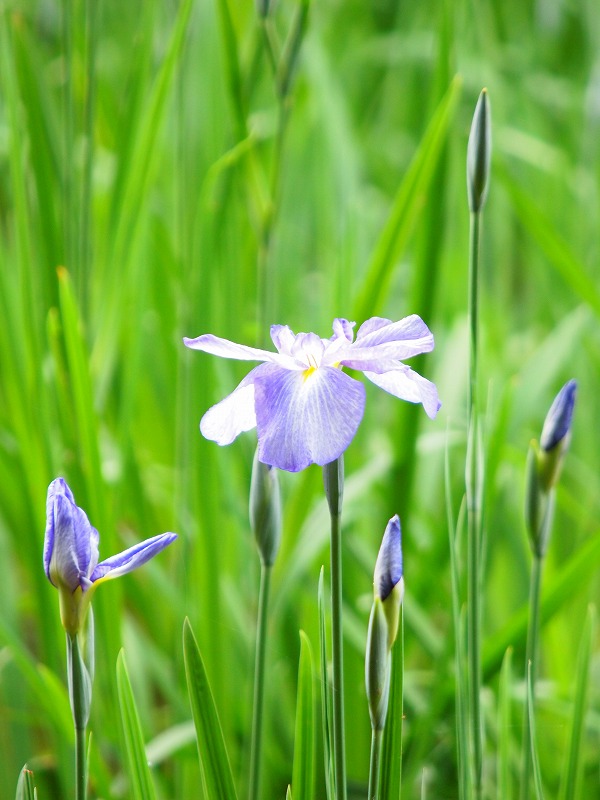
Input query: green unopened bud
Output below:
<box><xmin>250</xmin><ymin>448</ymin><xmax>282</xmax><ymax>566</ymax></box>
<box><xmin>467</xmin><ymin>89</ymin><xmax>491</xmax><ymax>213</ymax></box>
<box><xmin>365</xmin><ymin>598</ymin><xmax>391</xmax><ymax>731</ymax></box>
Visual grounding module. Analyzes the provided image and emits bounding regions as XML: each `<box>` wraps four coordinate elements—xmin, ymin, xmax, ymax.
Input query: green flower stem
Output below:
<box><xmin>368</xmin><ymin>728</ymin><xmax>383</xmax><ymax>800</ymax></box>
<box><xmin>248</xmin><ymin>563</ymin><xmax>272</xmax><ymax>800</ymax></box>
<box><xmin>467</xmin><ymin>209</ymin><xmax>483</xmax><ymax>799</ymax></box>
<box><xmin>520</xmin><ymin>553</ymin><xmax>544</xmax><ymax>800</ymax></box>
<box><xmin>67</xmin><ymin>633</ymin><xmax>89</xmax><ymax>800</ymax></box>
<box><xmin>324</xmin><ymin>457</ymin><xmax>347</xmax><ymax>800</ymax></box>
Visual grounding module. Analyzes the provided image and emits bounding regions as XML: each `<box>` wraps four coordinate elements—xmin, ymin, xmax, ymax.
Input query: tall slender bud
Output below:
<box><xmin>467</xmin><ymin>89</ymin><xmax>491</xmax><ymax>213</ymax></box>
<box><xmin>250</xmin><ymin>448</ymin><xmax>282</xmax><ymax>566</ymax></box>
<box><xmin>365</xmin><ymin>598</ymin><xmax>391</xmax><ymax>731</ymax></box>
<box><xmin>373</xmin><ymin>515</ymin><xmax>404</xmax><ymax>649</ymax></box>
<box><xmin>525</xmin><ymin>380</ymin><xmax>576</xmax><ymax>557</ymax></box>
<box><xmin>538</xmin><ymin>379</ymin><xmax>577</xmax><ymax>491</ymax></box>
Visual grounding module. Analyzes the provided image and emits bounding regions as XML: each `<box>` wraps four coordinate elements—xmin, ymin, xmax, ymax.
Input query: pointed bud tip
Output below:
<box><xmin>374</xmin><ymin>515</ymin><xmax>403</xmax><ymax>602</ymax></box>
<box><xmin>467</xmin><ymin>89</ymin><xmax>492</xmax><ymax>213</ymax></box>
<box><xmin>540</xmin><ymin>379</ymin><xmax>577</xmax><ymax>452</ymax></box>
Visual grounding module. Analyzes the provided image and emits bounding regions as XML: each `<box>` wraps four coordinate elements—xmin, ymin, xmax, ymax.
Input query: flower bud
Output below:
<box><xmin>538</xmin><ymin>379</ymin><xmax>576</xmax><ymax>491</ymax></box>
<box><xmin>250</xmin><ymin>448</ymin><xmax>282</xmax><ymax>566</ymax></box>
<box><xmin>374</xmin><ymin>515</ymin><xmax>404</xmax><ymax>649</ymax></box>
<box><xmin>365</xmin><ymin>598</ymin><xmax>391</xmax><ymax>731</ymax></box>
<box><xmin>467</xmin><ymin>89</ymin><xmax>491</xmax><ymax>213</ymax></box>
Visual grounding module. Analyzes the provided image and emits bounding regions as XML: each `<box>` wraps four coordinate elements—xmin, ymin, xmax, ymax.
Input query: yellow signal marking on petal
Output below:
<box><xmin>303</xmin><ymin>366</ymin><xmax>317</xmax><ymax>382</ymax></box>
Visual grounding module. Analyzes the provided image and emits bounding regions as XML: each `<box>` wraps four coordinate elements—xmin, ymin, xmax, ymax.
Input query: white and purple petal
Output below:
<box><xmin>200</xmin><ymin>366</ymin><xmax>263</xmax><ymax>445</ymax></box>
<box><xmin>254</xmin><ymin>363</ymin><xmax>366</xmax><ymax>472</ymax></box>
<box><xmin>355</xmin><ymin>315</ymin><xmax>432</xmax><ymax>347</ymax></box>
<box><xmin>183</xmin><ymin>333</ymin><xmax>278</xmax><ymax>363</ymax></box>
<box><xmin>90</xmin><ymin>532</ymin><xmax>177</xmax><ymax>584</ymax></box>
<box><xmin>45</xmin><ymin>485</ymin><xmax>99</xmax><ymax>592</ymax></box>
<box><xmin>363</xmin><ymin>365</ymin><xmax>441</xmax><ymax>419</ymax></box>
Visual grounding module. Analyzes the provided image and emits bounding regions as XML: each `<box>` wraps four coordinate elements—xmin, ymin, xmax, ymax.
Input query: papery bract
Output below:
<box><xmin>184</xmin><ymin>315</ymin><xmax>441</xmax><ymax>472</ymax></box>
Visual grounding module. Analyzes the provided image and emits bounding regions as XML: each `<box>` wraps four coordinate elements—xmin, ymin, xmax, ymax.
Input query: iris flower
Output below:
<box><xmin>184</xmin><ymin>315</ymin><xmax>440</xmax><ymax>472</ymax></box>
<box><xmin>44</xmin><ymin>478</ymin><xmax>177</xmax><ymax>634</ymax></box>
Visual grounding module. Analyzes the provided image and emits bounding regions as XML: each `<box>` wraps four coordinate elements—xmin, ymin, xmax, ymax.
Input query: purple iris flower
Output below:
<box><xmin>44</xmin><ymin>477</ymin><xmax>177</xmax><ymax>633</ymax></box>
<box><xmin>184</xmin><ymin>315</ymin><xmax>440</xmax><ymax>472</ymax></box>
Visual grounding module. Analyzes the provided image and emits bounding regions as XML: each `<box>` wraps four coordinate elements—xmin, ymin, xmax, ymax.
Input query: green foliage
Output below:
<box><xmin>183</xmin><ymin>618</ymin><xmax>238</xmax><ymax>800</ymax></box>
<box><xmin>116</xmin><ymin>650</ymin><xmax>157</xmax><ymax>800</ymax></box>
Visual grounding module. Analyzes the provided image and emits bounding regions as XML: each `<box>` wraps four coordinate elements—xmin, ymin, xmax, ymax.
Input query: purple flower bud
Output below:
<box><xmin>540</xmin><ymin>380</ymin><xmax>577</xmax><ymax>452</ymax></box>
<box><xmin>44</xmin><ymin>478</ymin><xmax>177</xmax><ymax>633</ymax></box>
<box><xmin>373</xmin><ymin>515</ymin><xmax>404</xmax><ymax>650</ymax></box>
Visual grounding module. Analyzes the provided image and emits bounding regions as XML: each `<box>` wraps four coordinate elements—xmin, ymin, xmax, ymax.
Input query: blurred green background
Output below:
<box><xmin>1</xmin><ymin>0</ymin><xmax>599</xmax><ymax>797</ymax></box>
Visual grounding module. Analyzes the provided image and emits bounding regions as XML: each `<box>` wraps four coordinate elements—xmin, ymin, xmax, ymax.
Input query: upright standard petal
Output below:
<box><xmin>254</xmin><ymin>363</ymin><xmax>366</xmax><ymax>471</ymax></box>
<box><xmin>90</xmin><ymin>532</ymin><xmax>177</xmax><ymax>583</ymax></box>
<box><xmin>363</xmin><ymin>366</ymin><xmax>441</xmax><ymax>419</ymax></box>
<box><xmin>355</xmin><ymin>315</ymin><xmax>434</xmax><ymax>350</ymax></box>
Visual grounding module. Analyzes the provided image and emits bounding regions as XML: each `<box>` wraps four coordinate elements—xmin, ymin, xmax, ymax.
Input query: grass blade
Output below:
<box><xmin>292</xmin><ymin>631</ymin><xmax>315</xmax><ymax>800</ymax></box>
<box><xmin>116</xmin><ymin>650</ymin><xmax>157</xmax><ymax>800</ymax></box>
<box><xmin>182</xmin><ymin>617</ymin><xmax>238</xmax><ymax>800</ymax></box>
<box><xmin>352</xmin><ymin>75</ymin><xmax>461</xmax><ymax>321</ymax></box>
<box><xmin>15</xmin><ymin>766</ymin><xmax>37</xmax><ymax>800</ymax></box>
<box><xmin>559</xmin><ymin>606</ymin><xmax>595</xmax><ymax>800</ymax></box>
<box><xmin>497</xmin><ymin>648</ymin><xmax>513</xmax><ymax>800</ymax></box>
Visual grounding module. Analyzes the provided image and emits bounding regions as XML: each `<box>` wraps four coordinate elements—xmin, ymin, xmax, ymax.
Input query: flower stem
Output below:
<box><xmin>520</xmin><ymin>554</ymin><xmax>543</xmax><ymax>800</ymax></box>
<box><xmin>248</xmin><ymin>563</ymin><xmax>272</xmax><ymax>800</ymax></box>
<box><xmin>467</xmin><ymin>209</ymin><xmax>483</xmax><ymax>799</ymax></box>
<box><xmin>323</xmin><ymin>457</ymin><xmax>347</xmax><ymax>800</ymax></box>
<box><xmin>75</xmin><ymin>724</ymin><xmax>87</xmax><ymax>800</ymax></box>
<box><xmin>368</xmin><ymin>728</ymin><xmax>383</xmax><ymax>800</ymax></box>
<box><xmin>67</xmin><ymin>633</ymin><xmax>90</xmax><ymax>800</ymax></box>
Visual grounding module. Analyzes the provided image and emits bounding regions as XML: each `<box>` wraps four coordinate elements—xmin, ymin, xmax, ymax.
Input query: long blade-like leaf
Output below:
<box><xmin>292</xmin><ymin>631</ymin><xmax>315</xmax><ymax>800</ymax></box>
<box><xmin>183</xmin><ymin>617</ymin><xmax>238</xmax><ymax>800</ymax></box>
<box><xmin>116</xmin><ymin>650</ymin><xmax>157</xmax><ymax>800</ymax></box>
<box><xmin>15</xmin><ymin>766</ymin><xmax>37</xmax><ymax>800</ymax></box>
<box><xmin>352</xmin><ymin>75</ymin><xmax>461</xmax><ymax>321</ymax></box>
<box><xmin>559</xmin><ymin>606</ymin><xmax>595</xmax><ymax>800</ymax></box>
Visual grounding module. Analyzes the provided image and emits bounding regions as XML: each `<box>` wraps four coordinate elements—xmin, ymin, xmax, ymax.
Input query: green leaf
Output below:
<box><xmin>352</xmin><ymin>75</ymin><xmax>462</xmax><ymax>321</ymax></box>
<box><xmin>292</xmin><ymin>631</ymin><xmax>315</xmax><ymax>800</ymax></box>
<box><xmin>15</xmin><ymin>765</ymin><xmax>37</xmax><ymax>800</ymax></box>
<box><xmin>116</xmin><ymin>650</ymin><xmax>157</xmax><ymax>800</ymax></box>
<box><xmin>497</xmin><ymin>649</ymin><xmax>513</xmax><ymax>800</ymax></box>
<box><xmin>559</xmin><ymin>606</ymin><xmax>595</xmax><ymax>800</ymax></box>
<box><xmin>183</xmin><ymin>618</ymin><xmax>238</xmax><ymax>800</ymax></box>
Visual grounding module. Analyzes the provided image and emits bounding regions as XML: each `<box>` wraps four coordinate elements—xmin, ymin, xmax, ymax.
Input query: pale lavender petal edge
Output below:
<box><xmin>364</xmin><ymin>367</ymin><xmax>441</xmax><ymax>419</ymax></box>
<box><xmin>90</xmin><ymin>532</ymin><xmax>177</xmax><ymax>583</ymax></box>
